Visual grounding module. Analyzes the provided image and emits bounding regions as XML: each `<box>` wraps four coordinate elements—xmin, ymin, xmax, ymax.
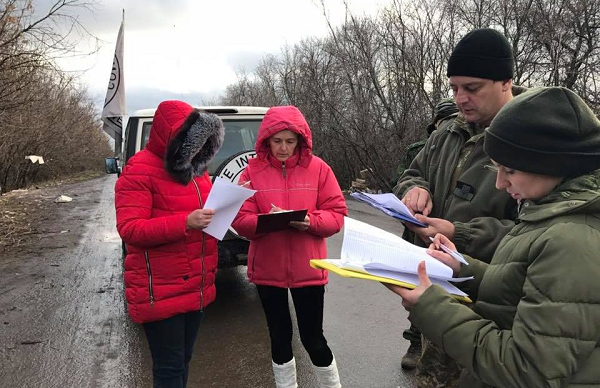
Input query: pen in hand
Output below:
<box><xmin>428</xmin><ymin>236</ymin><xmax>469</xmax><ymax>265</ymax></box>
<box><xmin>270</xmin><ymin>203</ymin><xmax>284</xmax><ymax>213</ymax></box>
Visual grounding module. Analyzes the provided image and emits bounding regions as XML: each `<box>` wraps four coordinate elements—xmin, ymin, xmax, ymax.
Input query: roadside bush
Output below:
<box><xmin>0</xmin><ymin>0</ymin><xmax>110</xmax><ymax>193</ymax></box>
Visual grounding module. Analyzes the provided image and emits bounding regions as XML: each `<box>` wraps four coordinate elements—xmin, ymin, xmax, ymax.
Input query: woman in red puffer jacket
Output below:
<box><xmin>233</xmin><ymin>106</ymin><xmax>347</xmax><ymax>388</ymax></box>
<box><xmin>115</xmin><ymin>100</ymin><xmax>223</xmax><ymax>387</ymax></box>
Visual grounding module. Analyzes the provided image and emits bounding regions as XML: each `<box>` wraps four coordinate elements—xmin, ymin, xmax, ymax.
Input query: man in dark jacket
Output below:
<box><xmin>393</xmin><ymin>28</ymin><xmax>521</xmax><ymax>387</ymax></box>
<box><xmin>390</xmin><ymin>86</ymin><xmax>600</xmax><ymax>388</ymax></box>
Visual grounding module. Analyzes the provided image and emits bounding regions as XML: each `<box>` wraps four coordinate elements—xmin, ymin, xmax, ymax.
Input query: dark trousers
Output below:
<box><xmin>403</xmin><ymin>323</ymin><xmax>421</xmax><ymax>343</ymax></box>
<box><xmin>402</xmin><ymin>227</ymin><xmax>423</xmax><ymax>345</ymax></box>
<box><xmin>143</xmin><ymin>310</ymin><xmax>204</xmax><ymax>388</ymax></box>
<box><xmin>257</xmin><ymin>284</ymin><xmax>333</xmax><ymax>367</ymax></box>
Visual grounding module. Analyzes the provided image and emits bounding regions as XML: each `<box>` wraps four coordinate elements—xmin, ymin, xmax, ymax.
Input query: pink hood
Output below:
<box><xmin>255</xmin><ymin>106</ymin><xmax>313</xmax><ymax>167</ymax></box>
<box><xmin>232</xmin><ymin>106</ymin><xmax>348</xmax><ymax>288</ymax></box>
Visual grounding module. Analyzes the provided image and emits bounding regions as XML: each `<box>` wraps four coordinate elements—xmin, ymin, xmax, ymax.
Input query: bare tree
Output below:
<box><xmin>0</xmin><ymin>0</ymin><xmax>110</xmax><ymax>193</ymax></box>
<box><xmin>220</xmin><ymin>0</ymin><xmax>600</xmax><ymax>189</ymax></box>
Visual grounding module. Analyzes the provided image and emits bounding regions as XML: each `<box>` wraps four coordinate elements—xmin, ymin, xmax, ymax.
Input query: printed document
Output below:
<box><xmin>350</xmin><ymin>192</ymin><xmax>426</xmax><ymax>227</ymax></box>
<box><xmin>203</xmin><ymin>177</ymin><xmax>256</xmax><ymax>240</ymax></box>
<box><xmin>330</xmin><ymin>217</ymin><xmax>471</xmax><ymax>297</ymax></box>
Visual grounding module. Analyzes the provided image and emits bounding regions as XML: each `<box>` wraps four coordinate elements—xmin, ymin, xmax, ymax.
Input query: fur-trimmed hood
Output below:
<box><xmin>165</xmin><ymin>109</ymin><xmax>224</xmax><ymax>184</ymax></box>
<box><xmin>145</xmin><ymin>100</ymin><xmax>224</xmax><ymax>185</ymax></box>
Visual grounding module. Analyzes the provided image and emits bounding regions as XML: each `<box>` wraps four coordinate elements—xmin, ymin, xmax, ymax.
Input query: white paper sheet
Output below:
<box><xmin>350</xmin><ymin>192</ymin><xmax>426</xmax><ymax>226</ymax></box>
<box><xmin>365</xmin><ymin>268</ymin><xmax>469</xmax><ymax>297</ymax></box>
<box><xmin>341</xmin><ymin>217</ymin><xmax>454</xmax><ymax>279</ymax></box>
<box><xmin>339</xmin><ymin>217</ymin><xmax>473</xmax><ymax>291</ymax></box>
<box><xmin>202</xmin><ymin>177</ymin><xmax>256</xmax><ymax>240</ymax></box>
<box><xmin>321</xmin><ymin>259</ymin><xmax>469</xmax><ymax>297</ymax></box>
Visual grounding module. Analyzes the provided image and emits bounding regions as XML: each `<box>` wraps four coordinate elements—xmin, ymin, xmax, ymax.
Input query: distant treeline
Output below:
<box><xmin>0</xmin><ymin>0</ymin><xmax>111</xmax><ymax>194</ymax></box>
<box><xmin>220</xmin><ymin>0</ymin><xmax>600</xmax><ymax>190</ymax></box>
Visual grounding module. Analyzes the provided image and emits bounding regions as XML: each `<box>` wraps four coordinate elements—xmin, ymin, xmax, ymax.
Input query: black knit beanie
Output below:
<box><xmin>447</xmin><ymin>28</ymin><xmax>514</xmax><ymax>80</ymax></box>
<box><xmin>484</xmin><ymin>87</ymin><xmax>600</xmax><ymax>177</ymax></box>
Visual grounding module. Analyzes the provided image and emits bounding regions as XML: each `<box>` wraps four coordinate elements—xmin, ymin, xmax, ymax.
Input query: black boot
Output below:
<box><xmin>401</xmin><ymin>341</ymin><xmax>422</xmax><ymax>370</ymax></box>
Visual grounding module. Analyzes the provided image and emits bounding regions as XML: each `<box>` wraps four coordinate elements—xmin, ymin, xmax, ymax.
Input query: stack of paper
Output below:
<box><xmin>310</xmin><ymin>217</ymin><xmax>472</xmax><ymax>302</ymax></box>
<box><xmin>350</xmin><ymin>192</ymin><xmax>426</xmax><ymax>227</ymax></box>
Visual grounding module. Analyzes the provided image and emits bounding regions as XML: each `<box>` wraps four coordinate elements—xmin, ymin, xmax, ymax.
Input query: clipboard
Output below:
<box><xmin>310</xmin><ymin>259</ymin><xmax>472</xmax><ymax>303</ymax></box>
<box><xmin>256</xmin><ymin>209</ymin><xmax>308</xmax><ymax>233</ymax></box>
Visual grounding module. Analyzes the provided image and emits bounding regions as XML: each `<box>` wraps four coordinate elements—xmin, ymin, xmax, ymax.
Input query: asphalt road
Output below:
<box><xmin>0</xmin><ymin>175</ymin><xmax>416</xmax><ymax>388</ymax></box>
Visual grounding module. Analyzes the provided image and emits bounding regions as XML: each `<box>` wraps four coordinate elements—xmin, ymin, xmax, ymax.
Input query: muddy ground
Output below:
<box><xmin>0</xmin><ymin>174</ymin><xmax>146</xmax><ymax>388</ymax></box>
<box><xmin>0</xmin><ymin>174</ymin><xmax>417</xmax><ymax>388</ymax></box>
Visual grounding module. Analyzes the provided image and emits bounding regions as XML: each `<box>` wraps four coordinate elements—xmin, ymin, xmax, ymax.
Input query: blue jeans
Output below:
<box><xmin>143</xmin><ymin>310</ymin><xmax>204</xmax><ymax>388</ymax></box>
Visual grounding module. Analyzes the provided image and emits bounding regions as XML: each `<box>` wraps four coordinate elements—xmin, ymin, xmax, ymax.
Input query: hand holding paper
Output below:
<box><xmin>407</xmin><ymin>214</ymin><xmax>455</xmax><ymax>244</ymax></box>
<box><xmin>186</xmin><ymin>208</ymin><xmax>216</xmax><ymax>230</ymax></box>
<box><xmin>310</xmin><ymin>217</ymin><xmax>472</xmax><ymax>301</ymax></box>
<box><xmin>401</xmin><ymin>186</ymin><xmax>433</xmax><ymax>216</ymax></box>
<box><xmin>383</xmin><ymin>261</ymin><xmax>432</xmax><ymax>311</ymax></box>
<box><xmin>289</xmin><ymin>213</ymin><xmax>310</xmax><ymax>231</ymax></box>
<box><xmin>350</xmin><ymin>192</ymin><xmax>427</xmax><ymax>227</ymax></box>
<box><xmin>202</xmin><ymin>177</ymin><xmax>256</xmax><ymax>240</ymax></box>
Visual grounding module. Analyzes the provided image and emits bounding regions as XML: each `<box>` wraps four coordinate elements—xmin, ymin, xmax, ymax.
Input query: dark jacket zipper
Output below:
<box><xmin>281</xmin><ymin>161</ymin><xmax>286</xmax><ymax>178</ymax></box>
<box><xmin>144</xmin><ymin>251</ymin><xmax>155</xmax><ymax>307</ymax></box>
<box><xmin>191</xmin><ymin>179</ymin><xmax>205</xmax><ymax>312</ymax></box>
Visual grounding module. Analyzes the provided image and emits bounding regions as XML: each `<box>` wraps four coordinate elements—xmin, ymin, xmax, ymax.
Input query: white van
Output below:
<box><xmin>106</xmin><ymin>106</ymin><xmax>268</xmax><ymax>268</ymax></box>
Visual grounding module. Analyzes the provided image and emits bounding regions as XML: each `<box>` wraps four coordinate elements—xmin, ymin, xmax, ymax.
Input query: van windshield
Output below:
<box><xmin>140</xmin><ymin>119</ymin><xmax>261</xmax><ymax>175</ymax></box>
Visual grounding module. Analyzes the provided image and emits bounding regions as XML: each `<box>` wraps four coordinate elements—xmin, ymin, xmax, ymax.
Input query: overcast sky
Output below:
<box><xmin>47</xmin><ymin>0</ymin><xmax>386</xmax><ymax>113</ymax></box>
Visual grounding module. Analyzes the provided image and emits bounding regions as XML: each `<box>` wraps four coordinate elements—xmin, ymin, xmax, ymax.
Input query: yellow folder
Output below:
<box><xmin>310</xmin><ymin>259</ymin><xmax>472</xmax><ymax>303</ymax></box>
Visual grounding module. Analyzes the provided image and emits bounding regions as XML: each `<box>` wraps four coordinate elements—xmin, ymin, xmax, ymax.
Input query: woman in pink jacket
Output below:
<box><xmin>115</xmin><ymin>100</ymin><xmax>223</xmax><ymax>387</ymax></box>
<box><xmin>232</xmin><ymin>106</ymin><xmax>347</xmax><ymax>388</ymax></box>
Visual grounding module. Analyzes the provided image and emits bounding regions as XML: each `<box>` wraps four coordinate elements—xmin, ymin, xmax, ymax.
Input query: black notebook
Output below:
<box><xmin>256</xmin><ymin>209</ymin><xmax>308</xmax><ymax>233</ymax></box>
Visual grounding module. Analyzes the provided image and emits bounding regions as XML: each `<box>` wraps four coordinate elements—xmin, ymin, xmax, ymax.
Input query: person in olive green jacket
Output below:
<box><xmin>394</xmin><ymin>28</ymin><xmax>522</xmax><ymax>379</ymax></box>
<box><xmin>388</xmin><ymin>86</ymin><xmax>600</xmax><ymax>388</ymax></box>
<box><xmin>402</xmin><ymin>98</ymin><xmax>459</xmax><ymax>171</ymax></box>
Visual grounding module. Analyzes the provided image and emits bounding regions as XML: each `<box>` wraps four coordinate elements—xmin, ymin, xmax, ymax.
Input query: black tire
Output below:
<box><xmin>218</xmin><ymin>238</ymin><xmax>250</xmax><ymax>268</ymax></box>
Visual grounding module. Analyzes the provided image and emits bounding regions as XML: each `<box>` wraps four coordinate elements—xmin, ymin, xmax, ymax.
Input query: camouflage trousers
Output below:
<box><xmin>414</xmin><ymin>300</ymin><xmax>473</xmax><ymax>388</ymax></box>
<box><xmin>415</xmin><ymin>335</ymin><xmax>462</xmax><ymax>388</ymax></box>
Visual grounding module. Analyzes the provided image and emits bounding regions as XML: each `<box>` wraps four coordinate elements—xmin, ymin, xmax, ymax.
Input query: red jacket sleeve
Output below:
<box><xmin>307</xmin><ymin>163</ymin><xmax>348</xmax><ymax>237</ymax></box>
<box><xmin>115</xmin><ymin>172</ymin><xmax>188</xmax><ymax>248</ymax></box>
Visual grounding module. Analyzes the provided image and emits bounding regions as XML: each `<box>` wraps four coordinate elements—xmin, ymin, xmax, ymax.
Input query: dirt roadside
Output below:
<box><xmin>0</xmin><ymin>174</ymin><xmax>149</xmax><ymax>388</ymax></box>
<box><xmin>0</xmin><ymin>172</ymin><xmax>105</xmax><ymax>257</ymax></box>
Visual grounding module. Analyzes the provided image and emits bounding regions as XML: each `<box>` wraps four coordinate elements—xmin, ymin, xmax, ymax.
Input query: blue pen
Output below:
<box><xmin>429</xmin><ymin>236</ymin><xmax>469</xmax><ymax>265</ymax></box>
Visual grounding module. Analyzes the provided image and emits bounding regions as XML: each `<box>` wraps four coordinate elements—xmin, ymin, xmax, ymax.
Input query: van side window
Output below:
<box><xmin>208</xmin><ymin>121</ymin><xmax>260</xmax><ymax>174</ymax></box>
<box><xmin>141</xmin><ymin>122</ymin><xmax>152</xmax><ymax>150</ymax></box>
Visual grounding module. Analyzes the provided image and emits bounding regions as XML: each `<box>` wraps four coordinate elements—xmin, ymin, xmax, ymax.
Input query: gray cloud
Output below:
<box><xmin>91</xmin><ymin>86</ymin><xmax>224</xmax><ymax>116</ymax></box>
<box><xmin>31</xmin><ymin>0</ymin><xmax>194</xmax><ymax>38</ymax></box>
<box><xmin>226</xmin><ymin>50</ymin><xmax>271</xmax><ymax>73</ymax></box>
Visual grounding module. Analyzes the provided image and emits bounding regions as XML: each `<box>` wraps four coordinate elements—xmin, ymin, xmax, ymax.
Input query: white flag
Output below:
<box><xmin>101</xmin><ymin>18</ymin><xmax>125</xmax><ymax>141</ymax></box>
